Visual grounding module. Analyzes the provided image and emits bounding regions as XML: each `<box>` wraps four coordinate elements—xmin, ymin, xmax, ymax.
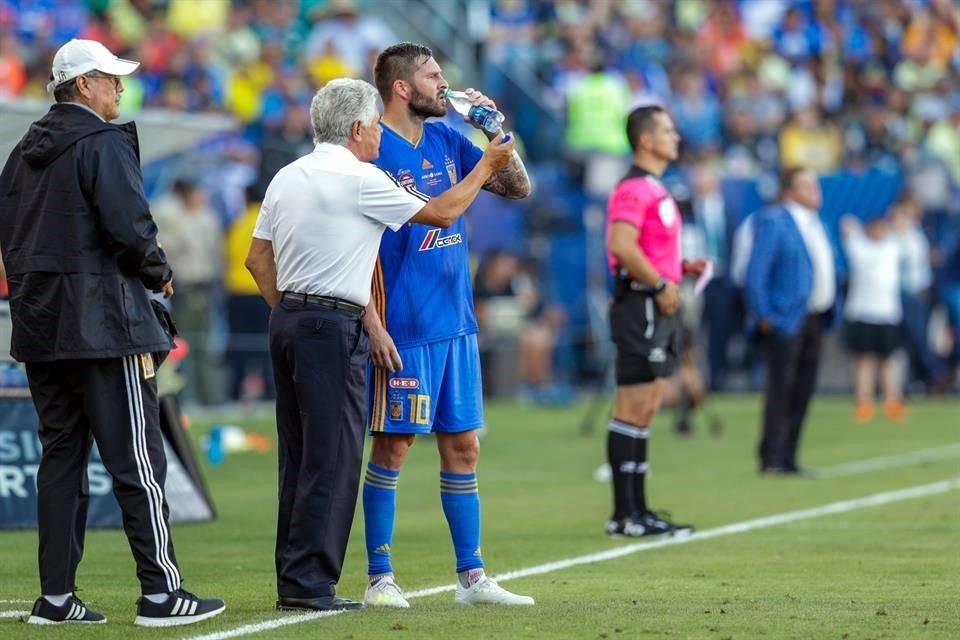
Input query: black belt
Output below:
<box><xmin>614</xmin><ymin>278</ymin><xmax>657</xmax><ymax>297</ymax></box>
<box><xmin>281</xmin><ymin>291</ymin><xmax>365</xmax><ymax>317</ymax></box>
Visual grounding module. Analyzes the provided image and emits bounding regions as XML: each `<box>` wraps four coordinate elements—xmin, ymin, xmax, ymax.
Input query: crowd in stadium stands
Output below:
<box><xmin>1</xmin><ymin>0</ymin><xmax>960</xmax><ymax>406</ymax></box>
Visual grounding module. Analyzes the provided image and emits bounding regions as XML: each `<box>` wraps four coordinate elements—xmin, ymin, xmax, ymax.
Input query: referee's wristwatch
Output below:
<box><xmin>652</xmin><ymin>277</ymin><xmax>668</xmax><ymax>295</ymax></box>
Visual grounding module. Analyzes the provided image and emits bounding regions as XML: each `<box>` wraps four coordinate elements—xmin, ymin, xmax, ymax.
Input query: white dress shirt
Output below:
<box><xmin>786</xmin><ymin>201</ymin><xmax>835</xmax><ymax>313</ymax></box>
<box><xmin>253</xmin><ymin>143</ymin><xmax>426</xmax><ymax>307</ymax></box>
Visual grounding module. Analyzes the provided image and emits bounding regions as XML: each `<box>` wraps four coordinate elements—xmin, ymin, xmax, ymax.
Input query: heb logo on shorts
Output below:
<box><xmin>419</xmin><ymin>228</ymin><xmax>462</xmax><ymax>252</ymax></box>
<box><xmin>389</xmin><ymin>377</ymin><xmax>420</xmax><ymax>389</ymax></box>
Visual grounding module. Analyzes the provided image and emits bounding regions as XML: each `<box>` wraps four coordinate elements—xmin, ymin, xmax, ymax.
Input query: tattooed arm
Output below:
<box><xmin>480</xmin><ymin>130</ymin><xmax>531</xmax><ymax>199</ymax></box>
<box><xmin>482</xmin><ymin>149</ymin><xmax>531</xmax><ymax>199</ymax></box>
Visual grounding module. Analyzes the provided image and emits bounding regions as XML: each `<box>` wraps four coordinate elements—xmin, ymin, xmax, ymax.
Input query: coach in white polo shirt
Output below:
<box><xmin>245</xmin><ymin>78</ymin><xmax>514</xmax><ymax>612</ymax></box>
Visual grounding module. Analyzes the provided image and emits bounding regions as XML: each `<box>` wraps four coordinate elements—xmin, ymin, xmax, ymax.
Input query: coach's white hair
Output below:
<box><xmin>310</xmin><ymin>78</ymin><xmax>380</xmax><ymax>146</ymax></box>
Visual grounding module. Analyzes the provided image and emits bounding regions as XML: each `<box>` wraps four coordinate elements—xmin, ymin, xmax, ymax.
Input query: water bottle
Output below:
<box><xmin>206</xmin><ymin>425</ymin><xmax>225</xmax><ymax>466</ymax></box>
<box><xmin>444</xmin><ymin>89</ymin><xmax>505</xmax><ymax>134</ymax></box>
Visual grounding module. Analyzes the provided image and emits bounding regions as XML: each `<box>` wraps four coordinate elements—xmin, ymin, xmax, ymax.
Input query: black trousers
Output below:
<box><xmin>25</xmin><ymin>355</ymin><xmax>182</xmax><ymax>595</ymax></box>
<box><xmin>758</xmin><ymin>314</ymin><xmax>825</xmax><ymax>470</ymax></box>
<box><xmin>269</xmin><ymin>297</ymin><xmax>369</xmax><ymax>598</ymax></box>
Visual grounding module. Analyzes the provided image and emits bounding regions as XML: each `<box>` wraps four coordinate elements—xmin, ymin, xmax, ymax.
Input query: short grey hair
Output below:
<box><xmin>310</xmin><ymin>79</ymin><xmax>380</xmax><ymax>146</ymax></box>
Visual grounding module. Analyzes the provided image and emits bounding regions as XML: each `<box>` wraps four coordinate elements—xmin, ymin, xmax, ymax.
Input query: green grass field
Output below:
<box><xmin>2</xmin><ymin>396</ymin><xmax>958</xmax><ymax>639</ymax></box>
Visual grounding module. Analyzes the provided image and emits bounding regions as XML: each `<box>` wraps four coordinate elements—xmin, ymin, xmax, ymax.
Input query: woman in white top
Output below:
<box><xmin>841</xmin><ymin>213</ymin><xmax>905</xmax><ymax>423</ymax></box>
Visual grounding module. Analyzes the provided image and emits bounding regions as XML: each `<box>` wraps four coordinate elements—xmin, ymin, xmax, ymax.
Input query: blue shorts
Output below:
<box><xmin>368</xmin><ymin>333</ymin><xmax>484</xmax><ymax>435</ymax></box>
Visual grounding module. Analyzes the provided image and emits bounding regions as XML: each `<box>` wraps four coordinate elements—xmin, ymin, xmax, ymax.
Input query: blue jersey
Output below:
<box><xmin>373</xmin><ymin>121</ymin><xmax>483</xmax><ymax>348</ymax></box>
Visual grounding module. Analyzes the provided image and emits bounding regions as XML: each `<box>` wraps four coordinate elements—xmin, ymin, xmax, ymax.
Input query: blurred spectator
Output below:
<box><xmin>618</xmin><ymin>2</ymin><xmax>672</xmax><ymax>69</ymax></box>
<box><xmin>304</xmin><ymin>0</ymin><xmax>395</xmax><ymax>74</ymax></box>
<box><xmin>698</xmin><ymin>1</ymin><xmax>749</xmax><ymax>77</ymax></box>
<box><xmin>840</xmin><ymin>213</ymin><xmax>905</xmax><ymax>423</ymax></box>
<box><xmin>721</xmin><ymin>97</ymin><xmax>779</xmax><ymax>176</ymax></box>
<box><xmin>167</xmin><ymin>0</ymin><xmax>228</xmax><ymax>39</ymax></box>
<box><xmin>924</xmin><ymin>97</ymin><xmax>960</xmax><ymax>185</ymax></box>
<box><xmin>671</xmin><ymin>68</ymin><xmax>723</xmax><ymax>155</ymax></box>
<box><xmin>255</xmin><ymin>99</ymin><xmax>314</xmax><ymax>195</ymax></box>
<box><xmin>689</xmin><ymin>163</ymin><xmax>739</xmax><ymax>390</ymax></box>
<box><xmin>152</xmin><ymin>179</ymin><xmax>224</xmax><ymax>405</ymax></box>
<box><xmin>486</xmin><ymin>0</ymin><xmax>538</xmax><ymax>73</ymax></box>
<box><xmin>213</xmin><ymin>3</ymin><xmax>260</xmax><ymax>68</ymax></box>
<box><xmin>223</xmin><ymin>186</ymin><xmax>273</xmax><ymax>402</ymax></box>
<box><xmin>901</xmin><ymin>6</ymin><xmax>958</xmax><ymax>71</ymax></box>
<box><xmin>0</xmin><ymin>29</ymin><xmax>25</xmax><ymax>96</ymax></box>
<box><xmin>891</xmin><ymin>192</ymin><xmax>949</xmax><ymax>392</ymax></box>
<box><xmin>474</xmin><ymin>250</ymin><xmax>566</xmax><ymax>401</ymax></box>
<box><xmin>935</xmin><ymin>215</ymin><xmax>960</xmax><ymax>371</ymax></box>
<box><xmin>564</xmin><ymin>60</ymin><xmax>630</xmax><ymax>156</ymax></box>
<box><xmin>306</xmin><ymin>38</ymin><xmax>356</xmax><ymax>86</ymax></box>
<box><xmin>773</xmin><ymin>5</ymin><xmax>821</xmax><ymax>64</ymax></box>
<box><xmin>779</xmin><ymin>106</ymin><xmax>842</xmax><ymax>173</ymax></box>
<box><xmin>843</xmin><ymin>97</ymin><xmax>902</xmax><ymax>171</ymax></box>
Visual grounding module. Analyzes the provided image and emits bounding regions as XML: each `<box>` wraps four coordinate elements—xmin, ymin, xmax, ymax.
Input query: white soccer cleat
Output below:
<box><xmin>455</xmin><ymin>576</ymin><xmax>535</xmax><ymax>606</ymax></box>
<box><xmin>364</xmin><ymin>576</ymin><xmax>410</xmax><ymax>608</ymax></box>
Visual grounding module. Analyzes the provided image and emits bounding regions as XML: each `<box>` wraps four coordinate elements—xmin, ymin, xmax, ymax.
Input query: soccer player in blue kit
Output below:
<box><xmin>360</xmin><ymin>42</ymin><xmax>534</xmax><ymax>608</ymax></box>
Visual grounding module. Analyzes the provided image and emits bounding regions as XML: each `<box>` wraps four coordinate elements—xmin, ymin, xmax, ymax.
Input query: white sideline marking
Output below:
<box><xmin>183</xmin><ymin>478</ymin><xmax>960</xmax><ymax>640</ymax></box>
<box><xmin>0</xmin><ymin>611</ymin><xmax>28</xmax><ymax>618</ymax></box>
<box><xmin>814</xmin><ymin>443</ymin><xmax>960</xmax><ymax>478</ymax></box>
<box><xmin>0</xmin><ymin>600</ymin><xmax>30</xmax><ymax>604</ymax></box>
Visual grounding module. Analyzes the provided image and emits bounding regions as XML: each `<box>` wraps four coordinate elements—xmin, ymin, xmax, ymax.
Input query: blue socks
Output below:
<box><xmin>363</xmin><ymin>462</ymin><xmax>399</xmax><ymax>576</ymax></box>
<box><xmin>365</xmin><ymin>465</ymin><xmax>485</xmax><ymax>576</ymax></box>
<box><xmin>440</xmin><ymin>471</ymin><xmax>484</xmax><ymax>573</ymax></box>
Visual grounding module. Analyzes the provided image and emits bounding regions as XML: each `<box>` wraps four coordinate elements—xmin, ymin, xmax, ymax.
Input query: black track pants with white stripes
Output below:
<box><xmin>26</xmin><ymin>355</ymin><xmax>182</xmax><ymax>595</ymax></box>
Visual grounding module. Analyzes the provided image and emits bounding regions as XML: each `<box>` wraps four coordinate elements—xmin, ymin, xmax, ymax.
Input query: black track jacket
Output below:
<box><xmin>0</xmin><ymin>103</ymin><xmax>173</xmax><ymax>362</ymax></box>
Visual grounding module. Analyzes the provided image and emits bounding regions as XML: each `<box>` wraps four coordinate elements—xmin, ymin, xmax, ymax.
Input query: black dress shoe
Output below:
<box><xmin>784</xmin><ymin>465</ymin><xmax>815</xmax><ymax>477</ymax></box>
<box><xmin>759</xmin><ymin>465</ymin><xmax>789</xmax><ymax>476</ymax></box>
<box><xmin>276</xmin><ymin>596</ymin><xmax>363</xmax><ymax>611</ymax></box>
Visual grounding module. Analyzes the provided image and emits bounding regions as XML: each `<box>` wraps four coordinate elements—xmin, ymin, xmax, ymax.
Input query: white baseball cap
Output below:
<box><xmin>47</xmin><ymin>39</ymin><xmax>140</xmax><ymax>93</ymax></box>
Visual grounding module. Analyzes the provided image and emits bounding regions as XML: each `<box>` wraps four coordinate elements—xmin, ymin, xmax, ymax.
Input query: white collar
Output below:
<box><xmin>314</xmin><ymin>142</ymin><xmax>359</xmax><ymax>162</ymax></box>
<box><xmin>785</xmin><ymin>200</ymin><xmax>817</xmax><ymax>221</ymax></box>
<box><xmin>66</xmin><ymin>102</ymin><xmax>106</xmax><ymax>122</ymax></box>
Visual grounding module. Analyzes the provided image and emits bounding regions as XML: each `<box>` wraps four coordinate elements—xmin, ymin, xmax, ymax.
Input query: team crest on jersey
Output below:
<box><xmin>397</xmin><ymin>170</ymin><xmax>416</xmax><ymax>190</ymax></box>
<box><xmin>419</xmin><ymin>228</ymin><xmax>463</xmax><ymax>251</ymax></box>
<box><xmin>389</xmin><ymin>401</ymin><xmax>404</xmax><ymax>421</ymax></box>
<box><xmin>444</xmin><ymin>156</ymin><xmax>458</xmax><ymax>186</ymax></box>
<box><xmin>389</xmin><ymin>377</ymin><xmax>420</xmax><ymax>389</ymax></box>
<box><xmin>657</xmin><ymin>198</ymin><xmax>678</xmax><ymax>226</ymax></box>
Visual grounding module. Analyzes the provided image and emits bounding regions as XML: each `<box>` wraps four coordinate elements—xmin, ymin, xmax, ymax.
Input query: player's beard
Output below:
<box><xmin>408</xmin><ymin>86</ymin><xmax>446</xmax><ymax>119</ymax></box>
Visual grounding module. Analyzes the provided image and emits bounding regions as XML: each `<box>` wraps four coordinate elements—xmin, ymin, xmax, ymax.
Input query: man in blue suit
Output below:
<box><xmin>745</xmin><ymin>168</ymin><xmax>836</xmax><ymax>474</ymax></box>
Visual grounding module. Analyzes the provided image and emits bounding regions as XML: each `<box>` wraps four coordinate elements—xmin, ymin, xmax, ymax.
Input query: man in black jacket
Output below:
<box><xmin>0</xmin><ymin>39</ymin><xmax>224</xmax><ymax>627</ymax></box>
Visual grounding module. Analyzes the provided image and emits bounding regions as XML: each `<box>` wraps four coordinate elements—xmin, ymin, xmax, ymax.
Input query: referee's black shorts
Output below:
<box><xmin>610</xmin><ymin>290</ymin><xmax>680</xmax><ymax>385</ymax></box>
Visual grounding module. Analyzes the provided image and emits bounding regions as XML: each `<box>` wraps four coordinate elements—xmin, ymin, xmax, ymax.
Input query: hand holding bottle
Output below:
<box><xmin>445</xmin><ymin>88</ymin><xmax>505</xmax><ymax>134</ymax></box>
<box><xmin>478</xmin><ymin>131</ymin><xmax>515</xmax><ymax>172</ymax></box>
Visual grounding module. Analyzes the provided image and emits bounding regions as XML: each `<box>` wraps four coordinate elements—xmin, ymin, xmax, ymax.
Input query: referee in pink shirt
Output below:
<box><xmin>603</xmin><ymin>105</ymin><xmax>707</xmax><ymax>539</ymax></box>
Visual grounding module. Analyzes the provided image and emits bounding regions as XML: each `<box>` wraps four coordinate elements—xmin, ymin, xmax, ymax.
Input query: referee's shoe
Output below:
<box><xmin>134</xmin><ymin>588</ymin><xmax>225</xmax><ymax>627</ymax></box>
<box><xmin>26</xmin><ymin>594</ymin><xmax>106</xmax><ymax>624</ymax></box>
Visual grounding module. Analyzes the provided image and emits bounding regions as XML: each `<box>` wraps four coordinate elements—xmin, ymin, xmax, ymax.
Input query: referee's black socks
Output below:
<box><xmin>633</xmin><ymin>425</ymin><xmax>649</xmax><ymax>515</ymax></box>
<box><xmin>607</xmin><ymin>418</ymin><xmax>648</xmax><ymax>520</ymax></box>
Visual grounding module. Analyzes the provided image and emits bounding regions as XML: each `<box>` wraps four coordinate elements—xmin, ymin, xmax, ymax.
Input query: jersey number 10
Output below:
<box><xmin>407</xmin><ymin>393</ymin><xmax>431</xmax><ymax>425</ymax></box>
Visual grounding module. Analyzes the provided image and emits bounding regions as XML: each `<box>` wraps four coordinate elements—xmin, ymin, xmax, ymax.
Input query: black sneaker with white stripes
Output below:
<box><xmin>134</xmin><ymin>588</ymin><xmax>225</xmax><ymax>627</ymax></box>
<box><xmin>26</xmin><ymin>594</ymin><xmax>106</xmax><ymax>625</ymax></box>
<box><xmin>633</xmin><ymin>509</ymin><xmax>695</xmax><ymax>537</ymax></box>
